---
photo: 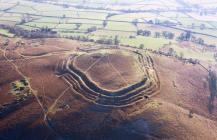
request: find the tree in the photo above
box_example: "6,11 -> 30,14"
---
87,26 -> 97,33
75,23 -> 82,30
137,30 -> 143,35
154,19 -> 160,25
185,31 -> 192,41
168,48 -> 175,56
188,110 -> 194,118
139,44 -> 144,49
162,31 -> 174,39
191,36 -> 197,42
20,17 -> 26,25
103,20 -> 107,28
147,20 -> 153,24
132,19 -> 138,27
196,38 -> 204,45
154,32 -> 161,38
179,52 -> 184,59
142,30 -> 151,37
114,35 -> 119,45
200,24 -> 206,30
3,39 -> 9,46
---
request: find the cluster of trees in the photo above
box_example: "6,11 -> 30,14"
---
178,31 -> 202,45
191,36 -> 204,45
177,31 -> 216,49
177,31 -> 192,41
178,31 -> 200,44
154,31 -> 175,39
162,31 -> 175,39
137,30 -> 151,37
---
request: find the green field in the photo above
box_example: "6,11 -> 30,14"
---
120,36 -> 173,49
170,44 -> 215,62
0,0 -> 216,63
0,29 -> 15,37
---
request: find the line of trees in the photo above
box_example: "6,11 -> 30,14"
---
137,30 -> 175,39
208,70 -> 217,113
67,35 -> 120,45
124,44 -> 200,65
